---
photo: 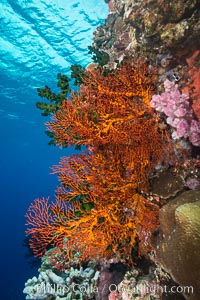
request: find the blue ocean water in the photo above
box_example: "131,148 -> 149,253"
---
0,1 -> 108,299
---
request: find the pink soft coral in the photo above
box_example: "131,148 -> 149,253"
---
150,79 -> 200,146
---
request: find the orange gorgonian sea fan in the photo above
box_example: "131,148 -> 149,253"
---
26,59 -> 171,266
26,153 -> 160,263
47,60 -> 170,191
25,197 -> 79,258
47,60 -> 158,148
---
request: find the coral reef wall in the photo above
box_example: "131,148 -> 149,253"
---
24,1 -> 200,300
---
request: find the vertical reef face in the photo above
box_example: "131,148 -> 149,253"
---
96,0 -> 200,59
92,1 -> 200,300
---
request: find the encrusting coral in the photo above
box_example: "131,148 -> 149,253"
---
26,59 -> 170,268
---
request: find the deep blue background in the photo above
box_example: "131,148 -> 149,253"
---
0,112 -> 65,299
0,1 -> 108,299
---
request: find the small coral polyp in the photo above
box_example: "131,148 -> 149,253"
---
150,79 -> 200,146
26,60 -> 169,267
